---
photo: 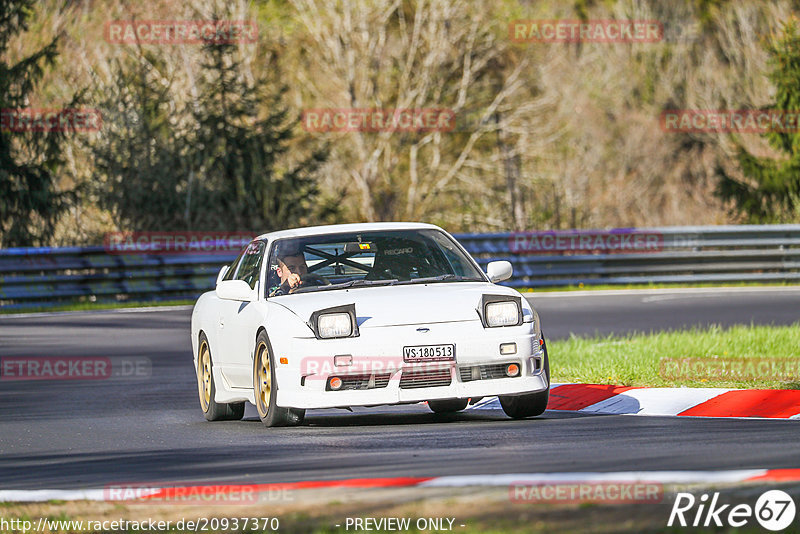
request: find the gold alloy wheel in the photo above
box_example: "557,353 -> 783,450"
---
256,341 -> 271,417
198,340 -> 212,412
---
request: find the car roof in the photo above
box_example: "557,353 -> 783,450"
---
254,222 -> 443,241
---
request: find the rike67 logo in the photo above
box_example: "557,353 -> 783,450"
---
668,490 -> 796,531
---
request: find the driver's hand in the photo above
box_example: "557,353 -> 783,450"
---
287,273 -> 302,288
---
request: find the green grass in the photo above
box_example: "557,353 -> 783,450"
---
0,299 -> 195,314
550,324 -> 800,389
521,281 -> 800,292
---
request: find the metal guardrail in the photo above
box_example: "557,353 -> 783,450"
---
463,225 -> 800,288
1,225 -> 799,309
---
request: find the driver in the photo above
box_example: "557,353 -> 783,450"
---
269,248 -> 308,296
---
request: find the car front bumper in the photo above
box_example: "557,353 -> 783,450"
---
272,320 -> 548,409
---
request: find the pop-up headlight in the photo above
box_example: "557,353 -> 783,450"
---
479,295 -> 523,327
309,304 -> 359,339
318,313 -> 352,338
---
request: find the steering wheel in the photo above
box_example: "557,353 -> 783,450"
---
299,273 -> 330,287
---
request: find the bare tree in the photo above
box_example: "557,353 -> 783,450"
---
290,0 -> 560,228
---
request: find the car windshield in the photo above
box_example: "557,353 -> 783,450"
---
266,229 -> 485,296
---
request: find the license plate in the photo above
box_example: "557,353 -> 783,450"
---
403,344 -> 455,362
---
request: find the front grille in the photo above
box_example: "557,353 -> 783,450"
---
340,375 -> 369,390
480,363 -> 511,380
460,362 -> 519,382
373,373 -> 391,388
330,373 -> 392,391
399,367 -> 452,389
459,367 -> 473,382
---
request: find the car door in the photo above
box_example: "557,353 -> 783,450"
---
215,240 -> 267,389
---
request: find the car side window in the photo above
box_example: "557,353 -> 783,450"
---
234,241 -> 266,290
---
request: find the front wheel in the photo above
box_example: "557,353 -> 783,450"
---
499,334 -> 550,419
253,331 -> 304,427
197,333 -> 245,421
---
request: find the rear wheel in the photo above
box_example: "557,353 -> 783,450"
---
499,335 -> 550,419
428,399 -> 469,413
197,334 -> 245,421
254,331 -> 304,427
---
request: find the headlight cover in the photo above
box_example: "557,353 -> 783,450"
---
318,313 -> 352,338
309,304 -> 359,339
480,294 -> 523,327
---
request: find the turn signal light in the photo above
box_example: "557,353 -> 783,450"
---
329,376 -> 343,390
506,363 -> 520,377
500,342 -> 517,355
334,354 -> 353,367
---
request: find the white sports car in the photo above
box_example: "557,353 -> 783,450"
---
191,222 -> 550,427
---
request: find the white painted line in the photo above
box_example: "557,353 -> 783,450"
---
469,397 -> 500,410
419,469 -> 768,487
0,487 -> 162,502
0,470 -> 776,502
525,286 -> 800,299
0,305 -> 193,319
0,489 -> 107,502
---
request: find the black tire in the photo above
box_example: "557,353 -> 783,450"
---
196,333 -> 245,421
428,399 -> 469,413
499,334 -> 550,419
253,330 -> 305,427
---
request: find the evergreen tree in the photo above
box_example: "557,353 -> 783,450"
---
189,40 -> 327,231
93,40 -> 328,233
0,0 -> 72,246
92,56 -> 189,231
718,19 -> 800,222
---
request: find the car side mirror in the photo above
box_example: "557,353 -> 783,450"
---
486,260 -> 513,283
216,279 -> 255,302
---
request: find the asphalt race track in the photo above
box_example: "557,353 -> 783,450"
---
1,287 -> 799,490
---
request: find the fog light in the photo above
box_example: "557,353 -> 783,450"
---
500,342 -> 517,355
329,376 -> 343,390
506,363 -> 520,377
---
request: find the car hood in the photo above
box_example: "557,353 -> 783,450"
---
270,282 -> 521,327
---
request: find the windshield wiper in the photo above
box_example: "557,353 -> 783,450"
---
343,279 -> 399,288
395,274 -> 479,285
290,278 -> 398,294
